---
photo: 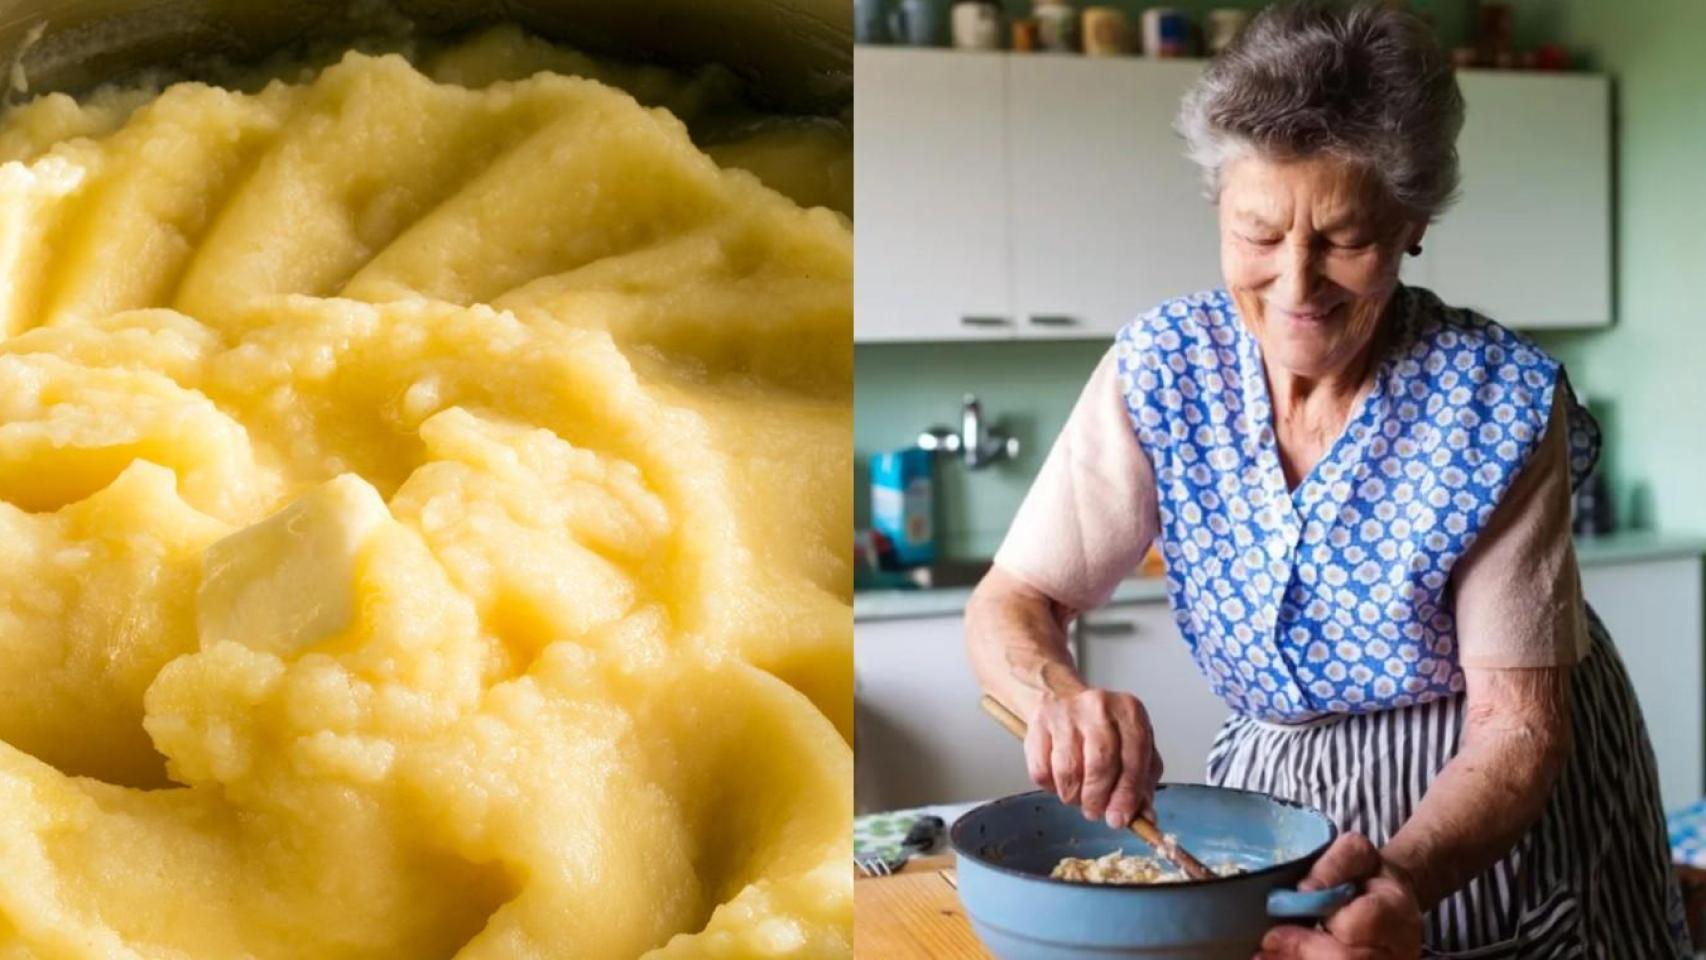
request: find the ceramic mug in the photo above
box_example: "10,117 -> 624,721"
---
951,0 -> 1004,50
1141,6 -> 1192,57
1081,6 -> 1130,56
888,0 -> 953,46
1035,0 -> 1079,52
856,0 -> 889,43
1206,8 -> 1250,54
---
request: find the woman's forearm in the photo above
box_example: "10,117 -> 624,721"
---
965,567 -> 1086,719
1381,666 -> 1572,910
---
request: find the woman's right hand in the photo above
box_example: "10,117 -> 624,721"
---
1025,683 -> 1162,829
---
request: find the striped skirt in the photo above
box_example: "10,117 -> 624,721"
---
1206,611 -> 1690,957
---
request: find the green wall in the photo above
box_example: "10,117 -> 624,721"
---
1525,0 -> 1706,534
855,340 -> 1105,557
855,0 -> 1706,560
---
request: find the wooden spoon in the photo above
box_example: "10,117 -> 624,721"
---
979,694 -> 1217,882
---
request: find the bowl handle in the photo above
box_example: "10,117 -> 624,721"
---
1266,882 -> 1358,920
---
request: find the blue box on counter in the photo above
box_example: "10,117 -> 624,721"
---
869,448 -> 935,568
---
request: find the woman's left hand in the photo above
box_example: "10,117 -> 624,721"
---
1255,832 -> 1423,960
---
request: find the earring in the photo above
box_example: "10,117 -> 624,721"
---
1408,244 -> 1423,256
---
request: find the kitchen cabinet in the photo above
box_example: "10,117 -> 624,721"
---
853,48 -> 1013,342
1412,71 -> 1612,330
1581,553 -> 1705,812
1006,57 -> 1221,338
1075,601 -> 1230,785
854,49 -> 1612,343
854,613 -> 1051,810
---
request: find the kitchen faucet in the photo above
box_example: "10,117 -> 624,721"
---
917,394 -> 1019,470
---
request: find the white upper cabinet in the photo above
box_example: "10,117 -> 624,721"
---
1414,71 -> 1612,329
854,47 -> 1015,341
854,49 -> 1613,342
1006,57 -> 1220,337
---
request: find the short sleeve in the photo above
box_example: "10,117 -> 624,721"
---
992,347 -> 1161,613
1451,384 -> 1589,668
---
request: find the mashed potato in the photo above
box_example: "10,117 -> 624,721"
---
0,25 -> 850,959
1050,851 -> 1245,885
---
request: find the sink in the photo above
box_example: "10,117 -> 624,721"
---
900,558 -> 994,590
854,556 -> 994,593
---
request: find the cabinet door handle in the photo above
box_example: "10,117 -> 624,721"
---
1027,314 -> 1079,327
960,315 -> 1011,327
1080,619 -> 1139,637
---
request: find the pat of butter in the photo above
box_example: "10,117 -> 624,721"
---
197,475 -> 389,656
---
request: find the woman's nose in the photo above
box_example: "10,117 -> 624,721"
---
1275,240 -> 1323,306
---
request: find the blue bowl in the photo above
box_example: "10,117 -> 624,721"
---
949,784 -> 1355,959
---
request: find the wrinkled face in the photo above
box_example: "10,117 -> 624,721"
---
1219,152 -> 1424,382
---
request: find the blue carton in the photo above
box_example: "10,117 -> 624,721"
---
869,448 -> 935,568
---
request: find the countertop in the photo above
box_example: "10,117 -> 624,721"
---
854,530 -> 1706,623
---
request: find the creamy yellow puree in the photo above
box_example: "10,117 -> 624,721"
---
1049,851 -> 1244,885
0,25 -> 850,959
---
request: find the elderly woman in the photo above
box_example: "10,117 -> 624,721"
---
966,3 -> 1686,956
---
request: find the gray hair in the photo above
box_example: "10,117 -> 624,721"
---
1177,1 -> 1465,221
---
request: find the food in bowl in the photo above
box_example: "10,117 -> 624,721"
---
0,22 -> 850,959
1050,850 -> 1246,884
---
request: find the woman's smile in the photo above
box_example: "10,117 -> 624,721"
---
1269,302 -> 1345,327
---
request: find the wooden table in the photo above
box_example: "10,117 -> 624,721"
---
853,856 -> 993,959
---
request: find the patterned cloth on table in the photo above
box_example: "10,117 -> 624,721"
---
1670,799 -> 1706,869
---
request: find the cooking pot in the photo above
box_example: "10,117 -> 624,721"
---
951,785 -> 1358,959
0,0 -> 848,115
